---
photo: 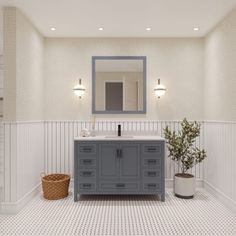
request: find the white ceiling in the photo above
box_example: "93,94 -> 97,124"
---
1,0 -> 236,38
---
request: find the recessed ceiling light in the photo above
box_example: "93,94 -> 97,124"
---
98,27 -> 104,31
146,27 -> 151,31
50,27 -> 56,31
193,27 -> 199,31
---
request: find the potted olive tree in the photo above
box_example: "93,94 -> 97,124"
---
164,118 -> 206,198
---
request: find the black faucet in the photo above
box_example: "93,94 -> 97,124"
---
118,124 -> 121,136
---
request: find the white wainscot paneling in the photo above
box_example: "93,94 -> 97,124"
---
0,122 -> 4,202
16,122 -> 44,200
204,121 -> 236,211
44,120 -> 204,182
1,121 -> 44,213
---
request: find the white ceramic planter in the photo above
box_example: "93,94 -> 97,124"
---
174,174 -> 195,198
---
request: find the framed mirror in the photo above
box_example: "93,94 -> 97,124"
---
92,56 -> 146,114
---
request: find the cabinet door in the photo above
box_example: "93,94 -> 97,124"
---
119,143 -> 140,178
99,144 -> 119,178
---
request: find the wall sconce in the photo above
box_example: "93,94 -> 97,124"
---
73,79 -> 85,98
154,78 -> 166,98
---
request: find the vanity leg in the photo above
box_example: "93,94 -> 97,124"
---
74,144 -> 78,202
161,193 -> 165,202
74,192 -> 78,202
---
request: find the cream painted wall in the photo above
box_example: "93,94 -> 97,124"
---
3,7 -> 16,120
0,8 -> 3,54
0,9 -> 3,117
45,38 -> 204,121
204,8 -> 236,121
15,9 -> 44,120
3,7 -> 44,121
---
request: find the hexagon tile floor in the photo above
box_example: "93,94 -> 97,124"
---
0,189 -> 235,235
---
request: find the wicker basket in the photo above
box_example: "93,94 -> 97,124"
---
41,173 -> 70,200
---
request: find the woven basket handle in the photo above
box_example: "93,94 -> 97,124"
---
40,172 -> 46,178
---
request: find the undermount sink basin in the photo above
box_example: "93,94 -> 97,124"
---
105,135 -> 134,139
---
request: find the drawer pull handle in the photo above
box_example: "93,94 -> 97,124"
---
82,148 -> 92,153
147,183 -> 157,188
83,160 -> 92,164
82,184 -> 92,188
147,159 -> 157,164
147,147 -> 157,152
116,149 -> 122,158
116,149 -> 119,158
82,171 -> 92,176
147,171 -> 157,177
116,183 -> 125,188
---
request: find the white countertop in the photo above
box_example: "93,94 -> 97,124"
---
74,135 -> 165,141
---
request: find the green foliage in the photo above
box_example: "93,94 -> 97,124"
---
164,118 -> 206,174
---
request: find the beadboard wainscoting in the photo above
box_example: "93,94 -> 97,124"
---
1,121 -> 44,213
204,121 -> 236,212
0,121 -> 3,202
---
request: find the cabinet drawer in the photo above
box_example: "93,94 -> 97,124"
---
79,183 -> 96,191
99,182 -> 139,192
142,144 -> 161,155
143,158 -> 161,167
143,182 -> 161,191
78,144 -> 96,155
79,158 -> 96,168
143,169 -> 161,178
79,170 -> 96,178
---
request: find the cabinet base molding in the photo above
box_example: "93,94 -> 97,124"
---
0,183 -> 41,214
204,181 -> 236,213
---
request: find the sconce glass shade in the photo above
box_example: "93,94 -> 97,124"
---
154,79 -> 166,98
73,79 -> 85,98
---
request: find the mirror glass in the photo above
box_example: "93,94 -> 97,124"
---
92,56 -> 146,114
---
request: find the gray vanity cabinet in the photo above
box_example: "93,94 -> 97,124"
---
74,139 -> 165,202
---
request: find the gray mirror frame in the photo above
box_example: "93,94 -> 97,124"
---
92,56 -> 147,114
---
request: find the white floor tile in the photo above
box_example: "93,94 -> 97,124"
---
0,189 -> 235,235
